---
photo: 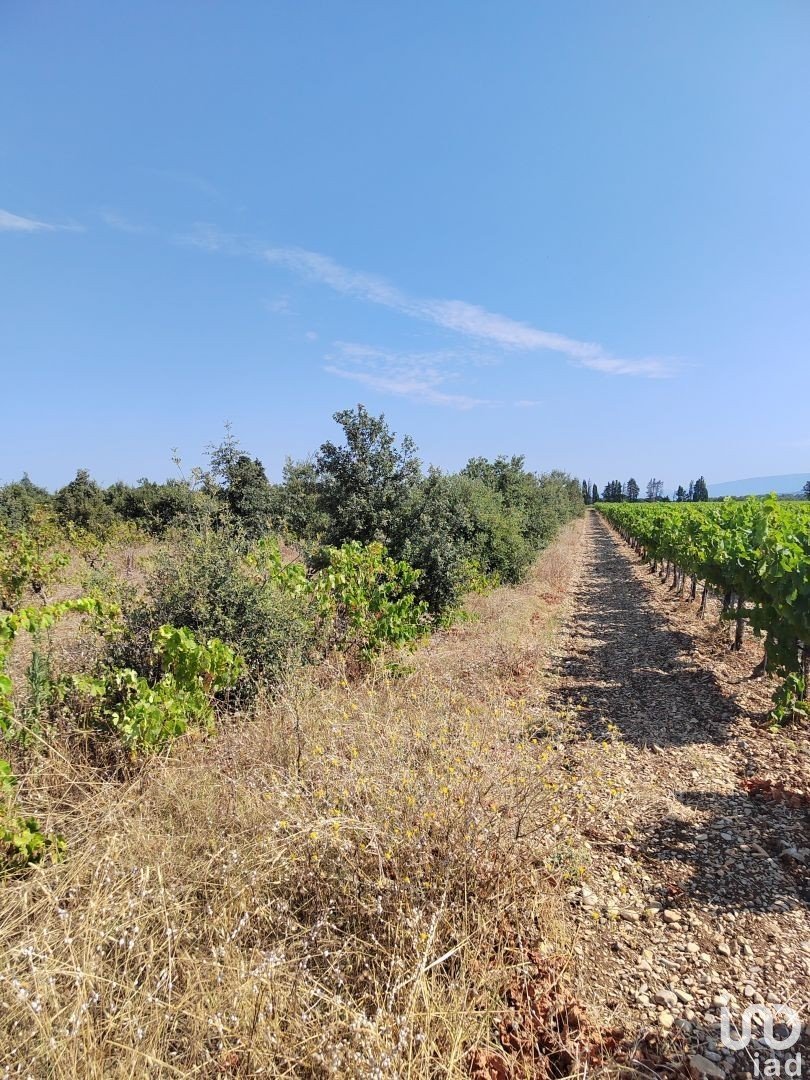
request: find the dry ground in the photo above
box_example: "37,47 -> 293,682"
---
2,513 -> 807,1078
546,511 -> 810,1078
1,518 -> 614,1079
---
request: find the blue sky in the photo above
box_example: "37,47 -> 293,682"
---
2,1 -> 809,494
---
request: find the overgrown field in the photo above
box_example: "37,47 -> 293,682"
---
0,408 -> 597,1076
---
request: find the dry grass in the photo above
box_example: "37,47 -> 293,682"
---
0,519 -> 613,1078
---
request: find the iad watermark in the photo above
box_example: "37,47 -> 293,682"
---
720,1004 -> 803,1077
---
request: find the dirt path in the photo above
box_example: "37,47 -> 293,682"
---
549,512 -> 810,1076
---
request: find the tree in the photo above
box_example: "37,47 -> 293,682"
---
0,475 -> 52,528
693,476 -> 709,502
582,480 -> 590,505
626,478 -> 640,502
802,480 -> 810,500
646,478 -> 664,502
207,428 -> 274,538
675,485 -> 687,502
55,469 -> 115,533
314,404 -> 422,546
601,480 -> 623,503
688,481 -> 694,501
591,483 -> 599,504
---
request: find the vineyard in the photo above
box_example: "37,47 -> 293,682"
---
599,498 -> 810,718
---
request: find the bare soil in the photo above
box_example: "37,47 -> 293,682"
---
549,511 -> 810,1077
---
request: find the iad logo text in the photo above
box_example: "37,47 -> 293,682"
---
720,1005 -> 803,1078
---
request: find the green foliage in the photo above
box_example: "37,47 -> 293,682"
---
207,429 -> 274,538
105,477 -> 199,534
314,541 -> 427,658
55,469 -> 117,535
391,462 -> 583,615
0,521 -> 68,610
118,528 -> 318,694
600,498 -> 810,712
0,759 -> 64,873
314,404 -> 422,546
0,476 -> 53,530
0,597 -> 114,735
770,671 -> 809,726
268,458 -> 329,543
253,536 -> 427,659
69,625 -> 242,752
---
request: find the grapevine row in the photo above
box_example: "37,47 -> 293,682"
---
598,498 -> 810,709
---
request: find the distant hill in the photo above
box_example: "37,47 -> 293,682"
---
709,473 -> 810,498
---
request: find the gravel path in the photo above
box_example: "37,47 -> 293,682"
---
549,512 -> 810,1077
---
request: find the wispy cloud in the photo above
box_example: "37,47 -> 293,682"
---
325,342 -> 498,410
263,244 -> 676,378
0,208 -> 83,233
100,209 -> 150,234
179,226 -> 678,381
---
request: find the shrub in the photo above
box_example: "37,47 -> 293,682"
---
0,758 -> 64,873
105,478 -> 200,535
0,475 -> 52,530
55,469 -> 117,535
0,521 -> 68,611
314,541 -> 427,658
207,429 -> 275,538
68,625 -> 243,752
118,528 -> 318,695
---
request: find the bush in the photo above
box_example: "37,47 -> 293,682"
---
67,625 -> 243,752
314,541 -> 427,658
117,528 -> 319,696
393,471 -> 536,613
105,478 -> 200,535
0,476 -> 52,530
55,469 -> 117,535
0,759 -> 63,873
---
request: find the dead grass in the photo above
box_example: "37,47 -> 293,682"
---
0,518 -> 612,1079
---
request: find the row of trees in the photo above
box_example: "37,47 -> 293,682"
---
675,477 -> 709,502
581,476 -> 710,504
0,406 -> 585,618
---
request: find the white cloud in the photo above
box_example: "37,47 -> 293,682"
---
263,295 -> 292,314
100,209 -> 150,234
0,208 -> 82,233
325,342 -> 497,409
263,244 -> 676,379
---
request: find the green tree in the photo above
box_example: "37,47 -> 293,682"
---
207,430 -> 274,537
582,479 -> 590,505
55,470 -> 115,533
314,405 -> 421,546
675,485 -> 687,502
626,478 -> 640,502
802,480 -> 810,500
0,476 -> 52,529
693,476 -> 709,502
591,483 -> 599,504
269,458 -> 329,541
